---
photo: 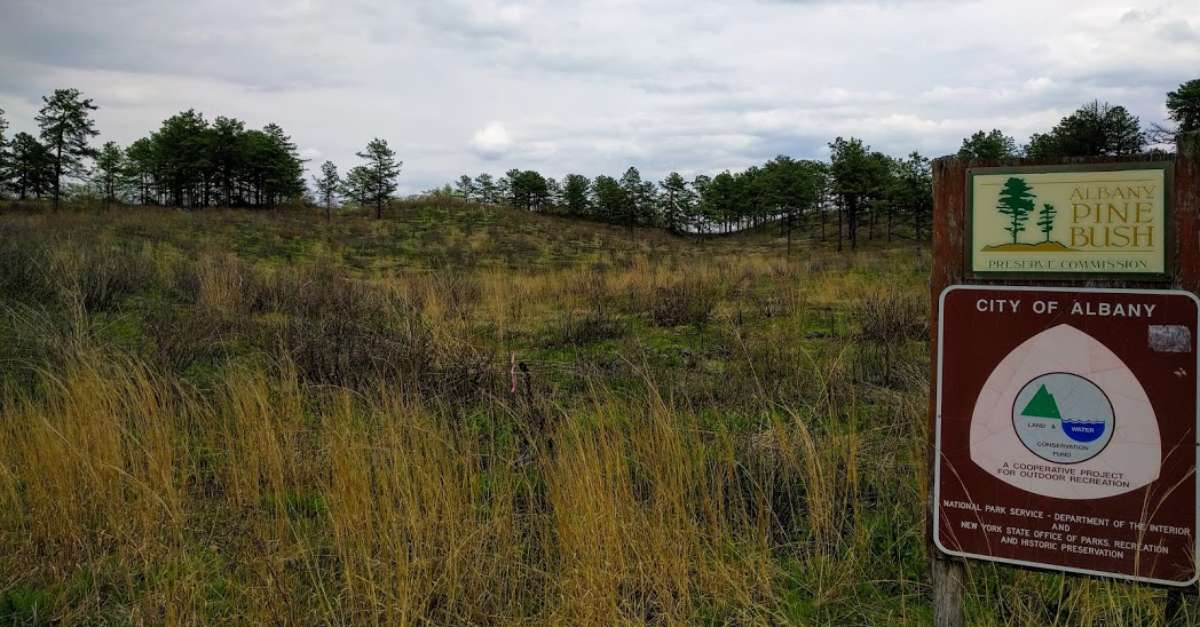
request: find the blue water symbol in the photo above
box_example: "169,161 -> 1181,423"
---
1062,420 -> 1106,443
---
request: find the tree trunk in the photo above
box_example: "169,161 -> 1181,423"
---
786,212 -> 793,256
837,202 -> 844,253
849,197 -> 859,250
53,140 -> 63,210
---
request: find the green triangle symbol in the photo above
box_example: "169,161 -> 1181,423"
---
1021,384 -> 1061,419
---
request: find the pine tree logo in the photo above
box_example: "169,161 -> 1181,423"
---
982,176 -> 1073,252
998,177 -> 1035,244
1036,202 -> 1057,243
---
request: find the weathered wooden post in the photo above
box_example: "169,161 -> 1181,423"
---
930,156 -> 970,627
929,141 -> 1199,625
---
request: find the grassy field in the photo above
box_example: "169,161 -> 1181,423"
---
0,201 -> 1183,625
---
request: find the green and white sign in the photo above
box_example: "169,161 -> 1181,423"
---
968,164 -> 1171,276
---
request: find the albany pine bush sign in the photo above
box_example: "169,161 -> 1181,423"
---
968,164 -> 1170,276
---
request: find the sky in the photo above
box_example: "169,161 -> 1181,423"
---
0,0 -> 1197,194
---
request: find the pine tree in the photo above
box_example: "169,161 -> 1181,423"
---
1036,202 -> 1057,243
890,153 -> 931,244
706,171 -> 738,234
36,88 -> 100,209
454,174 -> 478,201
355,138 -> 401,219
515,170 -> 549,211
658,172 -> 693,234
591,175 -> 624,223
1025,100 -> 1144,159
154,110 -> 209,207
473,173 -> 497,204
341,166 -> 372,207
8,132 -> 54,200
313,160 -> 341,221
957,129 -> 1018,161
93,141 -> 125,208
124,138 -> 158,205
502,169 -> 521,208
545,176 -> 562,211
1167,78 -> 1200,138
690,175 -> 712,235
996,177 -> 1036,244
563,174 -> 590,216
260,123 -> 306,208
209,116 -> 246,206
828,137 -> 892,250
619,167 -> 654,228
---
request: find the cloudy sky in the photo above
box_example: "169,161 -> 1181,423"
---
1,0 -> 1196,193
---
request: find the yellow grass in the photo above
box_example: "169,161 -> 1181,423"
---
0,206 -> 1184,624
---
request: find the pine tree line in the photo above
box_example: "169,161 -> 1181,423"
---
444,146 -> 933,250
0,79 -> 1196,247
0,93 -> 408,213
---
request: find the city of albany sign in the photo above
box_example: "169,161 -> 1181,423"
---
968,163 -> 1171,277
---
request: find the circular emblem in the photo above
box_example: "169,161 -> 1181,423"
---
1011,372 -> 1114,464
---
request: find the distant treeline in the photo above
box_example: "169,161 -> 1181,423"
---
441,144 -> 929,251
432,84 -> 1196,248
0,93 -> 308,210
0,79 -> 1196,249
0,91 -> 400,215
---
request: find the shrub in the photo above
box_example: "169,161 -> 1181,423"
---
192,253 -> 265,314
142,303 -> 233,374
543,310 -> 627,347
648,278 -> 719,329
51,243 -> 156,313
265,268 -> 496,401
853,288 -> 927,344
851,288 -> 927,388
0,228 -> 56,304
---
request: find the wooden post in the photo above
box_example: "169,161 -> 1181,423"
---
930,156 -> 968,627
928,144 -> 1198,625
1174,135 -> 1200,295
932,557 -> 965,627
1167,134 -> 1200,625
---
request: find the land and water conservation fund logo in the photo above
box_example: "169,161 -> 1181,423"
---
1012,372 -> 1115,464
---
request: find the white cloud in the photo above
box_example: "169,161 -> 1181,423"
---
471,122 -> 514,159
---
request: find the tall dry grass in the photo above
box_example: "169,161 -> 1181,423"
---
0,349 -> 797,624
0,207 -> 1184,624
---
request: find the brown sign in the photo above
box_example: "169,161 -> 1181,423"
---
934,285 -> 1199,585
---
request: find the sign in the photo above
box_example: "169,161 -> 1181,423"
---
934,285 -> 1198,585
968,164 -> 1171,277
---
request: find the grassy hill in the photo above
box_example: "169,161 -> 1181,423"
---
6,200 -> 782,272
0,203 -> 1175,624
